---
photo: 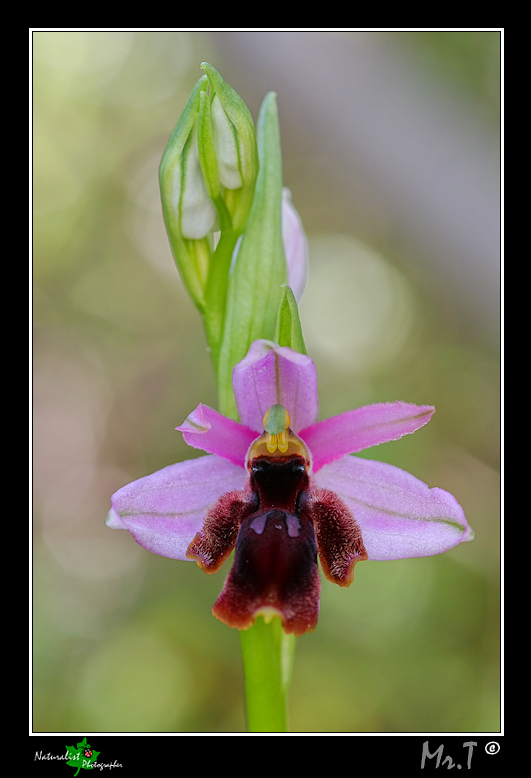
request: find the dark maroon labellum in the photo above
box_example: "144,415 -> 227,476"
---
212,455 -> 320,636
188,453 -> 367,636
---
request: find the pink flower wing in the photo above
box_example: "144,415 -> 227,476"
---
313,455 -> 472,561
300,402 -> 435,472
106,455 -> 247,560
176,403 -> 256,465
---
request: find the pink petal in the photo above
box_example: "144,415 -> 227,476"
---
313,455 -> 472,561
232,340 -> 319,433
106,455 -> 247,560
282,189 -> 308,302
176,403 -> 256,465
300,402 -> 435,472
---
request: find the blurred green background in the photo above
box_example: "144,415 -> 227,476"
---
32,30 -> 501,734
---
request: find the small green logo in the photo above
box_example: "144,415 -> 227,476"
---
65,737 -> 100,776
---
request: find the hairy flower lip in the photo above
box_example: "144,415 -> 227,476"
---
107,340 -> 472,633
211,505 -> 321,637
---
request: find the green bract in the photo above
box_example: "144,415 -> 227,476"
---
159,77 -> 211,311
275,284 -> 307,355
217,92 -> 288,419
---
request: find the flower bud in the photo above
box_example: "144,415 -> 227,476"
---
281,189 -> 308,302
200,63 -> 258,231
211,94 -> 243,190
179,122 -> 217,240
159,76 -> 212,310
160,76 -> 210,239
159,66 -> 260,315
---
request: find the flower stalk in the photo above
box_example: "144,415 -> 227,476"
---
240,616 -> 296,732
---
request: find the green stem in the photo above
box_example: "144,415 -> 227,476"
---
239,616 -> 296,732
204,228 -> 240,382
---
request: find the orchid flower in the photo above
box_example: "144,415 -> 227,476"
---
107,340 -> 472,637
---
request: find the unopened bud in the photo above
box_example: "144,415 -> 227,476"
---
179,123 -> 217,240
211,94 -> 243,190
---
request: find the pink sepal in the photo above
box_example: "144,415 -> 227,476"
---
300,402 -> 435,472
